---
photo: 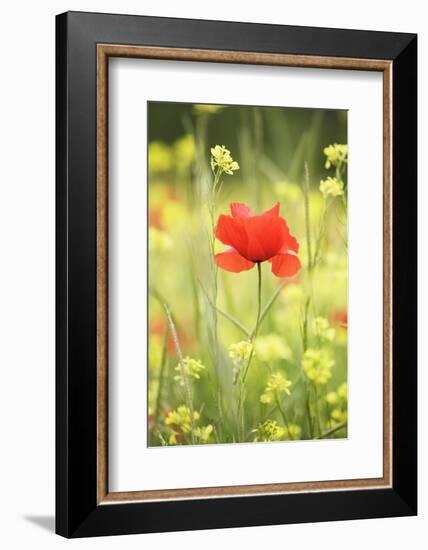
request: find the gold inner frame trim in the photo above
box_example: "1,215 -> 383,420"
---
96,44 -> 393,504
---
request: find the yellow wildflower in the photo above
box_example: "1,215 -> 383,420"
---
174,134 -> 195,172
229,341 -> 253,383
252,420 -> 285,442
210,145 -> 240,175
302,348 -> 335,385
325,391 -> 339,405
255,334 -> 292,363
319,176 -> 344,198
194,424 -> 213,443
260,372 -> 292,404
229,341 -> 253,365
286,423 -> 302,440
174,357 -> 206,386
314,317 -> 336,342
338,382 -> 348,400
323,143 -> 348,169
148,141 -> 173,173
331,408 -> 348,423
164,405 -> 200,434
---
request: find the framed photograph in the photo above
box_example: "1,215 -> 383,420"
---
56,11 -> 417,538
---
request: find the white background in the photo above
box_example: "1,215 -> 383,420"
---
0,1 -> 425,548
109,59 -> 383,492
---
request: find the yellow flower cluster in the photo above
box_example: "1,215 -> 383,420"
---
331,408 -> 347,423
314,317 -> 336,342
286,423 -> 302,440
319,176 -> 344,198
148,135 -> 196,174
252,420 -> 302,442
255,334 -> 292,363
174,135 -> 195,172
210,145 -> 240,175
228,340 -> 253,383
194,424 -> 213,443
165,405 -> 200,434
252,420 -> 285,442
260,372 -> 292,404
302,348 -> 335,385
323,143 -> 348,169
174,357 -> 206,386
165,405 -> 213,445
325,382 -> 348,425
148,141 -> 174,173
228,340 -> 253,365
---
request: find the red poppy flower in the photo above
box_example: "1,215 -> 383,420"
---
331,309 -> 348,329
214,202 -> 301,277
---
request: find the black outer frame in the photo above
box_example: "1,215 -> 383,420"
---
56,11 -> 417,538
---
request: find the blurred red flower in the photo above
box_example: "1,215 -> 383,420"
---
331,309 -> 348,328
150,318 -> 194,354
214,202 -> 301,278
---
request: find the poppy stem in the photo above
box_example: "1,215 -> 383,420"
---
249,278 -> 287,339
237,263 -> 263,440
242,263 -> 262,385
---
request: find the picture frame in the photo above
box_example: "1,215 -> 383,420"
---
56,10 -> 417,538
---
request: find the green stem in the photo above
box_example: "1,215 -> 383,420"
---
303,162 -> 313,271
153,325 -> 169,428
242,263 -> 262,384
313,384 -> 322,438
275,394 -> 292,439
199,281 -> 251,338
163,303 -> 195,444
206,166 -> 225,438
319,421 -> 347,439
237,263 -> 263,441
250,278 -> 287,339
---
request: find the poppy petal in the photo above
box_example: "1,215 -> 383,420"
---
215,214 -> 248,255
230,203 -> 252,218
244,214 -> 286,262
270,250 -> 301,278
263,202 -> 280,217
215,248 -> 255,273
279,222 -> 299,253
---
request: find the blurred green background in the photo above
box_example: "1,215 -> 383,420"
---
148,101 -> 347,184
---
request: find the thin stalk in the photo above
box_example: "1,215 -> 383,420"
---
163,303 -> 195,444
275,394 -> 292,439
237,263 -> 263,441
319,421 -> 347,439
250,279 -> 287,339
313,384 -> 323,437
303,161 -> 313,271
199,281 -> 251,338
204,164 -> 225,436
242,263 -> 262,384
153,325 -> 169,427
